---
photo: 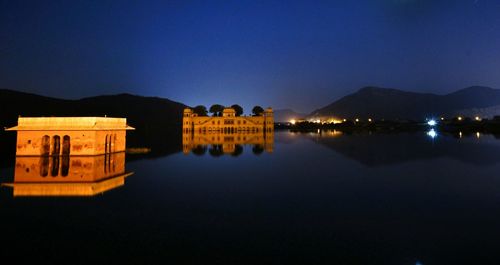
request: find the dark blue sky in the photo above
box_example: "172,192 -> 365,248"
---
1,0 -> 500,113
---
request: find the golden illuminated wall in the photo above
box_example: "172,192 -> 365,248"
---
183,131 -> 274,155
6,117 -> 132,156
3,152 -> 132,196
183,107 -> 274,134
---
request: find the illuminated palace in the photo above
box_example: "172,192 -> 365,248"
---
183,107 -> 274,134
6,117 -> 135,156
182,107 -> 274,155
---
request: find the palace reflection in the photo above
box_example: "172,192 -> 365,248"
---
183,131 -> 274,156
2,152 -> 133,197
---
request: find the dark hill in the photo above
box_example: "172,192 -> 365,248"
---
0,89 -> 187,156
311,86 -> 500,120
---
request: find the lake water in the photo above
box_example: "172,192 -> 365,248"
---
1,130 -> 500,264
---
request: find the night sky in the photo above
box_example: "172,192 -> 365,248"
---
1,0 -> 500,113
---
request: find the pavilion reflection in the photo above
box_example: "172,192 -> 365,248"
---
2,152 -> 133,197
183,131 -> 274,156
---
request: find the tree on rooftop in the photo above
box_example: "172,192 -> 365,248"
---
193,105 -> 208,116
252,106 -> 264,116
231,104 -> 243,116
209,104 -> 224,117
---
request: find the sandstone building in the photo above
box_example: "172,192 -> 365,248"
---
6,117 -> 135,156
182,107 -> 274,134
182,107 -> 274,155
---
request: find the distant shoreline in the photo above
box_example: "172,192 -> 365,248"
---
275,119 -> 500,135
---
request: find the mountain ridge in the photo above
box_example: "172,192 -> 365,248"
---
311,86 -> 500,119
0,88 -> 187,152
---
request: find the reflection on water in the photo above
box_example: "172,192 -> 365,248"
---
291,129 -> 500,167
3,131 -> 500,264
427,128 -> 437,138
182,131 -> 274,156
2,152 -> 132,196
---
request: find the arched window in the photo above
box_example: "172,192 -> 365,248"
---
41,135 -> 50,156
113,134 -> 117,152
51,156 -> 60,177
62,135 -> 70,155
105,134 -> 111,154
52,136 -> 61,155
61,155 -> 70,177
39,156 -> 49,177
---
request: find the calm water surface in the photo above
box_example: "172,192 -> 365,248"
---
1,131 -> 500,264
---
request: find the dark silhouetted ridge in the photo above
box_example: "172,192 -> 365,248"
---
311,86 -> 500,120
0,89 -> 187,156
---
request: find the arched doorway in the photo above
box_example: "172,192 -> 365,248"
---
62,135 -> 70,155
105,134 -> 110,154
51,156 -> 60,177
39,156 -> 49,177
113,134 -> 117,153
41,135 -> 50,156
52,136 -> 60,155
61,155 -> 70,177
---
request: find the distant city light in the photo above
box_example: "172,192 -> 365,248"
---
343,119 -> 347,122
476,132 -> 480,138
427,119 -> 437,126
355,118 -> 359,122
475,116 -> 481,121
368,118 -> 372,122
459,131 -> 463,138
328,119 -> 343,124
290,119 -> 296,125
427,129 -> 437,138
440,117 -> 444,121
457,116 -> 463,121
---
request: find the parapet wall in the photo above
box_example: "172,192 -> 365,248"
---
13,117 -> 129,130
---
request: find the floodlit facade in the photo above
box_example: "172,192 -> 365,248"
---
182,107 -> 274,134
2,153 -> 133,197
183,131 -> 274,155
6,117 -> 135,156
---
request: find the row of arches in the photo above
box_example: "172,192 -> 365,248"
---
36,154 -> 119,178
41,135 -> 70,156
104,153 -> 116,174
39,156 -> 70,177
105,134 -> 117,154
184,127 -> 273,134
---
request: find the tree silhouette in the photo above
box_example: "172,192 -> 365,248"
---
209,104 -> 224,117
209,144 -> 224,157
252,144 -> 264,155
231,104 -> 243,116
193,105 -> 208,116
192,145 -> 207,156
252,106 -> 264,116
231,144 -> 243,157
